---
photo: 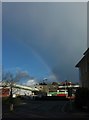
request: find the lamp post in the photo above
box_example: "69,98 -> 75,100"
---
65,80 -> 68,93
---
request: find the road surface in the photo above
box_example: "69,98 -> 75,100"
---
2,99 -> 89,119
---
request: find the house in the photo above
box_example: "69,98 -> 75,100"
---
75,48 -> 89,89
33,83 -> 58,96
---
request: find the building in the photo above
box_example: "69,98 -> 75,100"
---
0,83 -> 39,97
34,82 -> 79,97
75,48 -> 89,89
0,87 -> 10,97
34,83 -> 59,96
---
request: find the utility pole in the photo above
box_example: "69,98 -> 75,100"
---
68,87 -> 73,112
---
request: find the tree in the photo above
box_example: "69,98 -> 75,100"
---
2,70 -> 30,111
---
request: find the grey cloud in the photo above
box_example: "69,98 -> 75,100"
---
3,2 -> 87,82
87,2 -> 89,47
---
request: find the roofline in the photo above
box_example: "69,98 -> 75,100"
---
75,48 -> 89,67
83,48 -> 89,55
75,57 -> 84,67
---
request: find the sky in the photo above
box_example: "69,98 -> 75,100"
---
0,2 -> 2,82
2,2 -> 87,85
88,2 -> 89,47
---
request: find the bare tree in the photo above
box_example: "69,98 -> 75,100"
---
2,70 -> 30,111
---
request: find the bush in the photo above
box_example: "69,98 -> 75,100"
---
2,97 -> 11,105
74,87 -> 89,110
2,96 -> 22,106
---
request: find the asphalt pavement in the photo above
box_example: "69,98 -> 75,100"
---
2,99 -> 89,119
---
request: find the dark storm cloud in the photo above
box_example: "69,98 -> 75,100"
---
3,2 -> 87,82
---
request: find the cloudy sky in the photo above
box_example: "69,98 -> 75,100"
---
2,2 -> 87,85
0,2 -> 1,59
